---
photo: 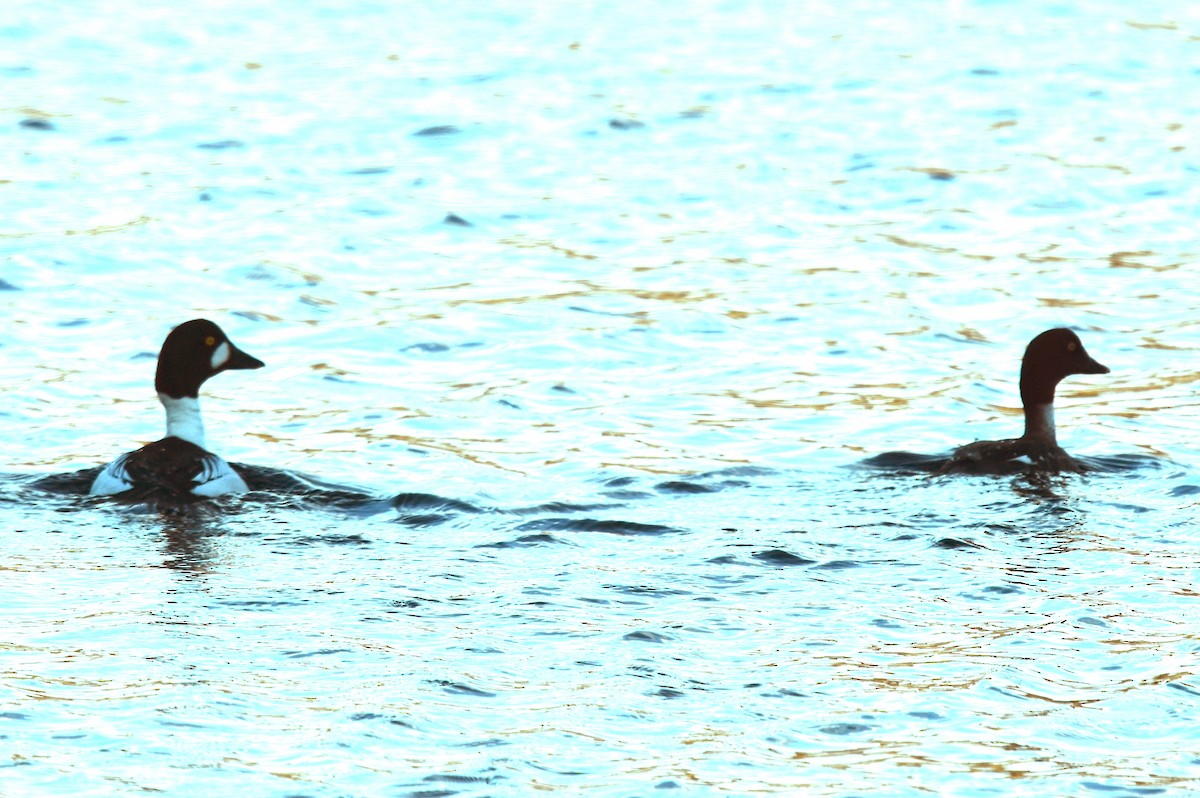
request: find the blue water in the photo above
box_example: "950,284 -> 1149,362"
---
3,1 -> 1200,795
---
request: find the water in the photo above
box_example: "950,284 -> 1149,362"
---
3,0 -> 1200,795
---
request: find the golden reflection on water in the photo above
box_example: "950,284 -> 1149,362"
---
63,216 -> 152,237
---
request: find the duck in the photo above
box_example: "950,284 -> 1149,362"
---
90,319 -> 264,501
943,328 -> 1109,474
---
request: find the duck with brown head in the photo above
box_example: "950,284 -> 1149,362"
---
943,328 -> 1109,474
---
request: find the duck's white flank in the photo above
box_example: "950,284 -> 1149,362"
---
189,458 -> 250,496
90,455 -> 133,495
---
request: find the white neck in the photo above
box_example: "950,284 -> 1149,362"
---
161,394 -> 205,448
1023,402 -> 1056,443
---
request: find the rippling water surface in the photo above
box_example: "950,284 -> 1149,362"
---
3,1 -> 1200,795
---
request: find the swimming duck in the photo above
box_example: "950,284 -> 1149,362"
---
90,319 -> 264,501
943,328 -> 1109,473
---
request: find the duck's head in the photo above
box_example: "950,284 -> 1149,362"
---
154,318 -> 264,399
1019,327 -> 1108,406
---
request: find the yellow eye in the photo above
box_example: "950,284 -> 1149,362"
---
205,336 -> 216,346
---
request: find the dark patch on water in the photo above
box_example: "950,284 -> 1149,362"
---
219,600 -> 302,609
394,513 -> 455,528
391,493 -> 482,514
655,480 -> 719,494
609,118 -> 645,130
752,549 -> 816,566
716,466 -> 775,478
476,533 -> 568,549
423,773 -> 496,784
414,125 -> 460,136
607,584 -> 691,597
1167,682 -> 1200,697
355,710 -> 417,729
933,537 -> 985,550
405,342 -> 451,353
196,139 -> 244,150
443,212 -> 471,226
0,279 -> 19,290
819,722 -> 873,735
348,166 -> 391,174
514,518 -> 679,536
291,533 -> 370,546
1171,484 -> 1200,496
19,118 -> 54,130
453,738 -> 508,749
510,500 -> 622,515
645,467 -> 773,495
569,304 -> 643,318
1081,783 -> 1166,795
624,630 -> 670,643
283,648 -> 351,659
816,559 -> 860,570
430,680 -> 494,697
602,489 -> 655,500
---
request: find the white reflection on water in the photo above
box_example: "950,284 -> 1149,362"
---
3,0 -> 1200,795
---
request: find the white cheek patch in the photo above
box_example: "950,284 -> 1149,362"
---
210,341 -> 231,370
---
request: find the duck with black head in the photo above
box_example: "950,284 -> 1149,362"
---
90,319 -> 264,502
942,327 -> 1109,474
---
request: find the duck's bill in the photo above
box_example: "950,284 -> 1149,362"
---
224,344 -> 265,371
